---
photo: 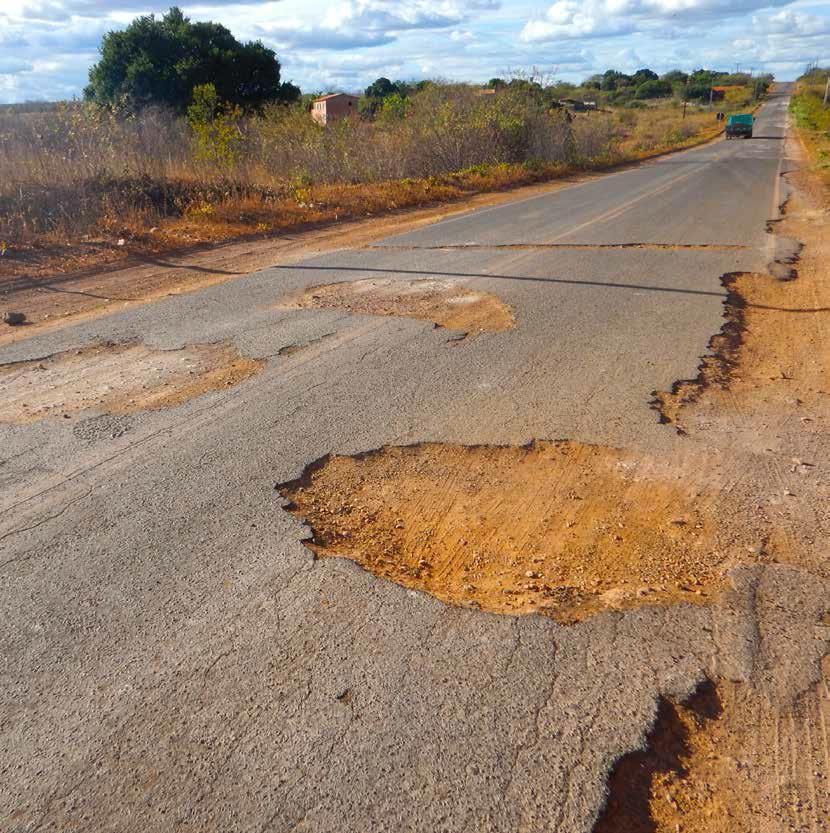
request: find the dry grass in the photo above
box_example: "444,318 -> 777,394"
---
790,75 -> 830,191
0,84 -> 758,275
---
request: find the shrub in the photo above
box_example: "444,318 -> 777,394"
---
2,79 -> 727,248
187,83 -> 244,171
635,79 -> 673,100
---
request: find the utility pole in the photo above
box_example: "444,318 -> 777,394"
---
825,77 -> 830,107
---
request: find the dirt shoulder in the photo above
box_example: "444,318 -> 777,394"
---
607,131 -> 830,833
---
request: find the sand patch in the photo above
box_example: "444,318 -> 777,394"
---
0,341 -> 262,423
279,278 -> 515,335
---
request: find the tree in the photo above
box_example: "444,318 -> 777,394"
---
364,77 -> 398,100
634,79 -> 673,99
661,70 -> 689,85
85,7 -> 299,111
362,77 -> 411,117
601,70 -> 632,91
631,68 -> 658,87
688,68 -> 721,87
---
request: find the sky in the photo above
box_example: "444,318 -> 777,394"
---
1,0 -> 829,103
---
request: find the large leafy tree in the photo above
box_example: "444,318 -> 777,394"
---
85,7 -> 299,110
364,77 -> 399,100
634,78 -> 673,99
631,68 -> 658,87
362,77 -> 411,117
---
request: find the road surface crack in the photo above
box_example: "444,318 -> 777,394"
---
0,486 -> 94,557
370,242 -> 749,252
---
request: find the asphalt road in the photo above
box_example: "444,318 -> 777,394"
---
3,87 -> 822,832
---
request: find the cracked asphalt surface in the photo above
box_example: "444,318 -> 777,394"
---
2,88 -> 825,832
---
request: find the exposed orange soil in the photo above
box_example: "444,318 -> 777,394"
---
280,278 -> 515,335
595,681 -> 731,833
650,179 -> 830,580
651,270 -> 747,433
0,341 -> 261,423
596,666 -> 830,833
278,441 -> 743,623
655,165 -> 830,441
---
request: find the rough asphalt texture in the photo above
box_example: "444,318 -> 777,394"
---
2,88 -> 824,832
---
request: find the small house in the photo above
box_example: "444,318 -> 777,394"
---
311,93 -> 359,125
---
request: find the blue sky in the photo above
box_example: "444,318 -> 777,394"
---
1,0 -> 829,103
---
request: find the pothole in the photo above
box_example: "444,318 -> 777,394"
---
0,341 -> 263,423
277,441 -> 728,622
651,271 -> 747,433
594,680 -> 731,833
278,278 -> 515,335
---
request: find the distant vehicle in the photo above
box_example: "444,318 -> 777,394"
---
725,113 -> 754,139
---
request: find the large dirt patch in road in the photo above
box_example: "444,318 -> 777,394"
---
0,341 -> 262,423
278,441 -> 734,623
279,278 -> 515,335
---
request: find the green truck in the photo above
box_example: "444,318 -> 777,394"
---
725,113 -> 754,139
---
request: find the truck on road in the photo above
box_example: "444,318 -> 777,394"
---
725,113 -> 754,139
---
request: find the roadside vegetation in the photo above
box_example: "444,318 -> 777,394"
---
0,6 -> 768,275
790,67 -> 830,189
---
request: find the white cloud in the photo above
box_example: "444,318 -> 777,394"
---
0,57 -> 34,74
257,22 -> 396,50
19,0 -> 257,18
521,0 -> 797,42
753,9 -> 830,37
256,1 -> 500,53
0,0 -> 828,102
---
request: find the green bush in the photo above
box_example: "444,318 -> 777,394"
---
187,83 -> 244,171
790,82 -> 830,134
635,79 -> 673,99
